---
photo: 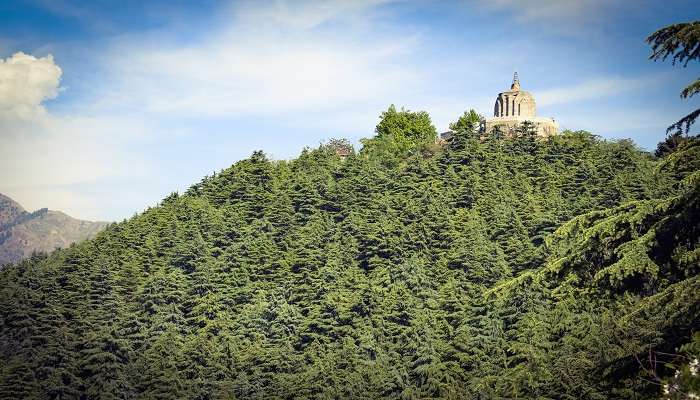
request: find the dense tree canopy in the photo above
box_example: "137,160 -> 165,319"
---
361,105 -> 439,161
448,109 -> 481,134
1,110 -> 698,398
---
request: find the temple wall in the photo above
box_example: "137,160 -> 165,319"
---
483,116 -> 558,138
494,92 -> 537,118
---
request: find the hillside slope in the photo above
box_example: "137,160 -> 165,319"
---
0,131 -> 697,399
0,194 -> 108,266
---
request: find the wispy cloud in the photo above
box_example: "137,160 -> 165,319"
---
474,0 -> 630,35
482,0 -> 619,21
232,0 -> 394,30
96,1 -> 417,118
537,75 -> 659,107
0,112 -> 151,220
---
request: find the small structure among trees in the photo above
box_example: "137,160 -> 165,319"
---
325,138 -> 353,160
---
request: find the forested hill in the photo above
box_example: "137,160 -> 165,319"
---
1,117 -> 698,398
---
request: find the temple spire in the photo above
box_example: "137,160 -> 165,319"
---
511,72 -> 520,91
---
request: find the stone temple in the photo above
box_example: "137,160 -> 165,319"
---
483,73 -> 558,137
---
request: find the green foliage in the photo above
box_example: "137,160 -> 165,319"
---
655,131 -> 698,157
448,109 -> 481,134
663,332 -> 700,399
361,104 -> 438,161
647,21 -> 700,67
447,109 -> 482,151
0,117 -> 698,398
647,20 -> 700,134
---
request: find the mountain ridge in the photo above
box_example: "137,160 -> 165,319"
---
0,193 -> 26,226
0,193 -> 108,267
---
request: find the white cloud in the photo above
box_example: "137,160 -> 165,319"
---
0,52 -> 62,119
537,76 -> 658,107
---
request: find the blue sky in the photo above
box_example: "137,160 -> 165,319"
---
0,0 -> 698,221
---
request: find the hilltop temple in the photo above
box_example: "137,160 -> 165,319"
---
483,73 -> 558,137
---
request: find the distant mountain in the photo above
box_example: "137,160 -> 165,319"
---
0,193 -> 108,267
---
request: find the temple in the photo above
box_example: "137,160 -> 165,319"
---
483,73 -> 558,137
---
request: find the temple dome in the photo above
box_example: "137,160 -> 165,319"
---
493,72 -> 536,118
483,72 -> 559,138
